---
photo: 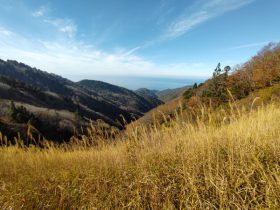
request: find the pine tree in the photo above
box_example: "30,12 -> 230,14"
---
213,63 -> 222,78
8,100 -> 17,120
193,83 -> 198,89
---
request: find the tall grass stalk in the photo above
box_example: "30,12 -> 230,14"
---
0,104 -> 280,209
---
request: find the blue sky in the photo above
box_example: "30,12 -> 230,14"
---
0,0 -> 279,89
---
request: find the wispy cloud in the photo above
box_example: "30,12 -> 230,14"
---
33,5 -> 77,38
44,18 -> 77,38
32,5 -> 48,17
166,11 -> 210,38
129,0 -> 256,54
229,41 -> 270,50
0,27 -> 13,36
1,3 -> 218,80
165,0 -> 255,39
0,27 -> 210,79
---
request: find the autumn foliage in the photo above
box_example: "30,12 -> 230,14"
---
184,42 -> 280,107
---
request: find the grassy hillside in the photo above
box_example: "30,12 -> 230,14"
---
135,43 -> 280,127
183,43 -> 280,108
1,103 -> 280,209
0,43 -> 280,209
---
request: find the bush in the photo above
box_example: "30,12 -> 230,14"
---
8,101 -> 40,126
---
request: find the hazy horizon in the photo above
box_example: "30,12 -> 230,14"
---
67,74 -> 207,90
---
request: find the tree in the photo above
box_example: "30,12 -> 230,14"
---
203,63 -> 231,102
213,63 -> 222,78
8,100 -> 17,120
224,66 -> 231,76
8,101 -> 40,126
74,109 -> 82,126
183,89 -> 194,100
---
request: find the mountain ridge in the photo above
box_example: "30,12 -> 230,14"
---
0,59 -> 162,142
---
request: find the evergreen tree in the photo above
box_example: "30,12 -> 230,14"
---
203,63 -> 231,102
224,66 -> 231,76
8,100 -> 17,120
193,83 -> 198,89
213,63 -> 222,78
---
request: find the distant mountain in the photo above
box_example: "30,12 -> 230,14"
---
134,88 -> 163,107
135,86 -> 191,103
78,80 -> 162,115
156,86 -> 191,102
0,59 -> 161,142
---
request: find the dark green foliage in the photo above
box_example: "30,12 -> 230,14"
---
8,101 -> 40,126
193,83 -> 198,89
198,83 -> 204,88
8,100 -> 17,120
230,81 -> 251,99
74,109 -> 83,126
183,89 -> 195,100
213,63 -> 222,78
183,83 -> 201,100
202,63 -> 231,102
224,66 -> 231,75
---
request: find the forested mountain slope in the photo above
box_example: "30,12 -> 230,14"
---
0,59 -> 161,142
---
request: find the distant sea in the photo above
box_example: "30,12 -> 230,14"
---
67,75 -> 208,91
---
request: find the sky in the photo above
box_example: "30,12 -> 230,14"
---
0,0 -> 279,89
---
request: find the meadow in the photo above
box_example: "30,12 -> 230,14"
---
0,102 -> 280,209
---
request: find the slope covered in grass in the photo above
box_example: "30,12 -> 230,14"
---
1,103 -> 280,209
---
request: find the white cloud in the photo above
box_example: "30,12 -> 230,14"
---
165,0 -> 255,39
0,28 -> 211,79
45,18 -> 77,38
167,11 -> 210,38
229,41 -> 270,50
0,27 -> 13,36
129,0 -> 256,54
32,6 -> 48,17
32,5 -> 77,38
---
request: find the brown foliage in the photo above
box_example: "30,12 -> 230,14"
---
187,95 -> 202,107
186,42 -> 280,107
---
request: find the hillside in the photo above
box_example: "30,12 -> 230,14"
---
1,101 -> 280,209
135,86 -> 191,103
182,43 -> 280,108
0,59 -> 160,142
78,80 -> 161,115
155,85 -> 191,102
1,42 -> 280,210
135,42 -> 280,126
134,88 -> 163,107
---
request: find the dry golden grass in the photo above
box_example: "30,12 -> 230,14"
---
0,103 -> 280,209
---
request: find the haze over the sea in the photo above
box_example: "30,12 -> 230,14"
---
67,75 -> 207,90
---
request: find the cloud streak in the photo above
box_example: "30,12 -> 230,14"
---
33,5 -> 77,38
0,27 -> 13,36
165,0 -> 255,39
44,18 -> 77,38
229,41 -> 270,50
0,26 -> 210,79
129,0 -> 256,54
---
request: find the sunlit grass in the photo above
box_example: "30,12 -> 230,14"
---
0,103 -> 280,209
